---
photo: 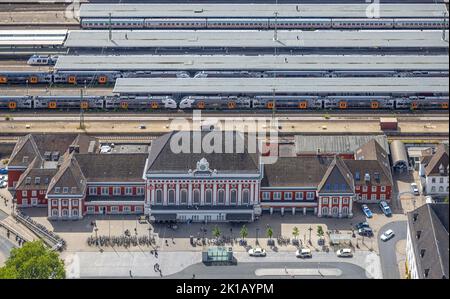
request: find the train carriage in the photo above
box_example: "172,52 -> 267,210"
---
53,71 -> 121,85
179,96 -> 252,110
81,18 -> 145,29
393,18 -> 449,29
331,18 -> 394,29
323,96 -> 395,110
395,96 -> 449,110
33,96 -> 105,110
0,71 -> 52,84
105,96 -> 177,110
252,96 -> 323,110
145,18 -> 207,29
268,18 -> 331,29
0,96 -> 33,110
207,18 -> 268,29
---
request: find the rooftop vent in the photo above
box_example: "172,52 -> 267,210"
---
51,151 -> 60,161
44,151 -> 52,161
420,249 -> 426,258
416,230 -> 422,239
413,213 -> 419,222
364,173 -> 371,182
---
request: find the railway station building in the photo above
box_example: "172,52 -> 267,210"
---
9,132 -> 392,222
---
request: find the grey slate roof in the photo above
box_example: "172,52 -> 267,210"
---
15,157 -> 57,191
295,135 -> 390,155
424,144 -> 449,176
47,153 -> 87,196
74,153 -> 147,182
261,156 -> 332,188
407,203 -> 449,279
146,131 -> 260,176
318,157 -> 355,194
344,160 -> 392,187
354,139 -> 393,186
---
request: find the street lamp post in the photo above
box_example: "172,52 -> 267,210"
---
308,226 -> 313,244
256,228 -> 260,245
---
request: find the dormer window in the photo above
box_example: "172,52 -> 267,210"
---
439,164 -> 444,175
45,177 -> 49,184
63,187 -> 69,194
35,177 -> 40,185
54,187 -> 60,193
355,171 -> 361,180
23,156 -> 29,163
25,177 -> 31,185
71,187 -> 77,194
374,172 -> 380,182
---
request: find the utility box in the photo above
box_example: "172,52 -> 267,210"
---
380,117 -> 398,131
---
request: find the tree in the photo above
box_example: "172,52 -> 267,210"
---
0,241 -> 65,279
292,226 -> 300,240
240,225 -> 248,240
212,226 -> 221,240
266,227 -> 273,240
444,196 -> 449,203
317,226 -> 325,240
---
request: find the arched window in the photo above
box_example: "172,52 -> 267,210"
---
242,189 -> 250,204
155,189 -> 163,204
342,207 -> 348,216
332,207 -> 339,216
193,189 -> 201,205
168,189 -> 176,204
439,186 -> 444,192
321,207 -> 329,216
230,189 -> 237,205
217,189 -> 225,205
52,209 -> 58,217
205,189 -> 213,205
72,209 -> 79,217
62,209 -> 69,217
180,189 -> 188,205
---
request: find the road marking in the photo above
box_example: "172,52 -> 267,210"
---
255,268 -> 342,277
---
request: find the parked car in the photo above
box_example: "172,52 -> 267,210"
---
336,248 -> 353,258
379,201 -> 392,217
380,229 -> 395,241
362,204 -> 373,218
425,196 -> 435,204
355,222 -> 370,230
411,183 -> 420,195
0,180 -> 7,188
248,247 -> 266,257
0,168 -> 7,175
358,227 -> 374,237
296,248 -> 312,258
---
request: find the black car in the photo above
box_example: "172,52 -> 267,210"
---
358,227 -> 374,237
355,222 -> 370,230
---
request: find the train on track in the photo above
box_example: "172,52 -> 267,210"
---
1,69 -> 448,85
1,94 -> 448,111
80,17 -> 449,30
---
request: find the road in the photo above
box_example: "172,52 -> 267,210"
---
377,220 -> 407,279
167,262 -> 367,279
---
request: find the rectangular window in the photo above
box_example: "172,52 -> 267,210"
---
52,200 -> 57,206
363,186 -> 368,192
284,192 -> 293,200
87,206 -> 94,213
381,186 -> 386,192
136,187 -> 144,195
322,197 -> 329,205
31,190 -> 37,197
217,190 -> 225,205
242,190 -> 250,204
101,187 -> 109,195
111,206 -> 119,213
371,186 -> 377,192
333,197 -> 339,204
35,177 -> 40,185
205,189 -> 213,205
63,187 -> 69,194
273,192 -> 282,200
62,200 -> 68,206
307,192 -> 315,200
440,177 -> 444,184
113,187 -> 121,195
123,206 -> 131,213
295,192 -> 303,200
125,187 -> 133,195
168,189 -> 176,204
135,206 -> 143,213
89,187 -> 97,195
71,187 -> 77,194
22,191 -> 27,197
155,190 -> 163,204
72,200 -> 78,206
230,190 -> 237,204
343,198 -> 348,204
371,194 -> 377,200
432,178 -> 436,183
362,194 -> 367,200
381,194 -> 386,200
262,192 -> 270,200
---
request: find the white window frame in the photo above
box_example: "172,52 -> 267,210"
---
284,192 -> 293,200
363,186 -> 368,192
62,209 -> 69,217
217,189 -> 225,205
52,200 -> 58,206
113,187 -> 121,195
371,194 -> 377,200
87,206 -> 95,213
54,187 -> 60,194
62,200 -> 68,206
322,198 -> 329,205
371,186 -> 377,192
111,206 -> 119,213
101,187 -> 109,196
72,199 -> 79,207
63,187 -> 69,194
52,209 -> 58,217
333,197 -> 339,204
230,189 -> 237,204
381,186 -> 386,192
262,192 -> 270,201
362,194 -> 368,200
155,189 -> 163,204
307,192 -> 315,200
180,189 -> 188,205
22,190 -> 27,197
125,187 -> 133,195
295,192 -> 303,200
168,189 -> 176,204
136,187 -> 144,195
380,194 -> 386,200
242,189 -> 250,204
123,206 -> 131,213
72,209 -> 79,217
135,206 -> 143,213
89,187 -> 97,195
273,192 -> 282,200
205,189 -> 213,205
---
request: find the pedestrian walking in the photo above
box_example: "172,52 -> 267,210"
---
192,274 -> 196,279
129,270 -> 133,278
